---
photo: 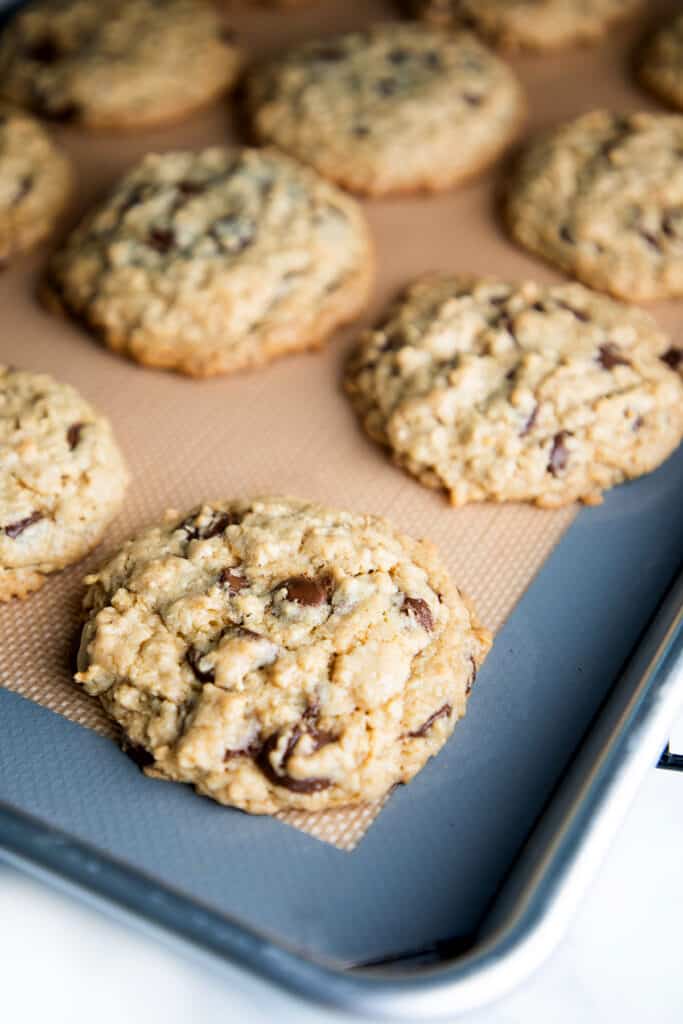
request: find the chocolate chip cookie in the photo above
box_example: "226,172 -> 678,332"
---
0,0 -> 242,130
75,496 -> 491,814
506,111 -> 683,301
406,0 -> 642,51
45,146 -> 373,377
0,366 -> 129,601
345,274 -> 683,508
0,105 -> 70,263
246,23 -> 525,196
639,13 -> 683,111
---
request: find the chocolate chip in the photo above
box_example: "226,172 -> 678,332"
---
26,34 -> 61,63
121,742 -> 155,770
466,655 -> 477,696
66,422 -> 83,450
559,225 -> 575,244
148,227 -> 175,253
4,511 -> 43,539
556,301 -> 589,322
186,646 -> 215,684
218,568 -> 248,594
200,513 -> 233,540
257,726 -> 331,793
279,575 -> 333,606
520,404 -> 538,437
424,51 -> 442,69
633,415 -> 643,432
598,343 -> 630,370
548,432 -> 570,477
661,347 -> 682,371
376,78 -> 397,96
402,596 -> 434,632
177,180 -> 205,197
181,510 -> 235,542
463,93 -> 482,106
313,45 -> 344,62
639,230 -> 660,252
48,101 -> 81,122
353,124 -> 370,137
407,703 -> 452,739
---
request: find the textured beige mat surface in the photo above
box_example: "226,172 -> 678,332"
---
2,0 -> 678,851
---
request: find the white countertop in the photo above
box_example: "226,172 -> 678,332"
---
1,761 -> 682,1024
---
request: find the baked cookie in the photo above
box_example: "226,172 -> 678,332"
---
344,274 -> 683,508
406,0 -> 642,52
74,496 -> 491,814
0,0 -> 242,130
639,14 -> 683,111
506,111 -> 683,302
45,146 -> 373,377
0,105 -> 70,263
246,23 -> 525,196
0,366 -> 129,602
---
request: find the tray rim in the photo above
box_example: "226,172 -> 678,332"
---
1,567 -> 681,1020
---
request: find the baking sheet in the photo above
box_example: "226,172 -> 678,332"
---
0,0 -> 681,856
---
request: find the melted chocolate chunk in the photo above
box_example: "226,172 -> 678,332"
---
402,596 -> 434,632
548,431 -> 570,477
181,510 -> 236,542
661,347 -> 682,371
67,422 -> 83,449
639,230 -> 660,251
4,511 -> 43,539
186,646 -> 215,684
313,45 -> 344,62
257,727 -> 331,793
177,180 -> 206,197
556,301 -> 589,322
218,568 -> 248,594
148,227 -> 175,253
408,703 -> 452,739
598,343 -> 630,370
279,575 -> 333,606
48,100 -> 81,122
224,739 -> 261,762
122,742 -> 155,770
520,404 -> 538,437
26,34 -> 61,63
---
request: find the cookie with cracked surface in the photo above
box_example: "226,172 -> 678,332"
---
0,105 -> 70,263
639,14 -> 683,112
45,146 -> 373,377
406,0 -> 642,52
0,0 -> 242,130
0,366 -> 129,602
506,111 -> 683,302
74,496 -> 491,814
246,23 -> 525,196
344,274 -> 683,508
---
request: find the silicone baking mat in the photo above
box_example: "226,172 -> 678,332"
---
0,0 -> 679,850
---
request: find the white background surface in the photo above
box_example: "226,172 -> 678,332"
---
1,763 -> 682,1024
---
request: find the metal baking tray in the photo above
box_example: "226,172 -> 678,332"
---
2,478 -> 681,1019
1,0 -> 683,1017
